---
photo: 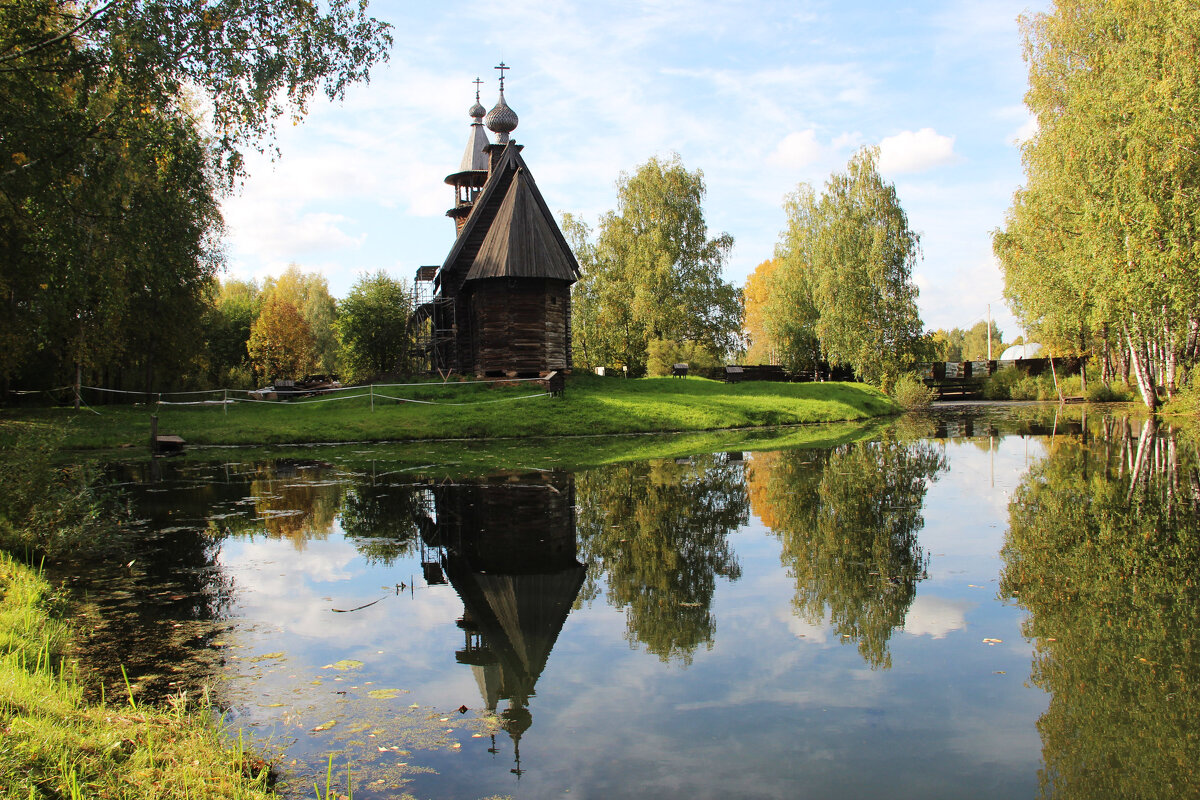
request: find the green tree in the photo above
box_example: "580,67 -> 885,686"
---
336,271 -> 413,381
763,186 -> 824,374
203,279 -> 263,386
995,0 -> 1200,410
0,0 -> 392,182
770,149 -> 924,387
568,155 -> 742,373
1,63 -> 223,398
0,0 -> 390,394
927,321 -> 1004,362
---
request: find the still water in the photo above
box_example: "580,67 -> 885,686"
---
67,407 -> 1199,799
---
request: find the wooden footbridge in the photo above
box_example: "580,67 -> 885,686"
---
917,357 -> 1083,399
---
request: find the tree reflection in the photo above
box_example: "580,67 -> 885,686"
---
243,460 -> 343,549
339,481 -> 427,565
746,438 -> 947,668
1001,417 -> 1200,799
576,455 -> 748,665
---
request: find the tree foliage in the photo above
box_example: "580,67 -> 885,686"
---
336,271 -> 413,381
928,320 -> 1005,362
203,279 -> 263,386
0,0 -> 390,395
247,296 -> 315,380
568,155 -> 742,373
995,0 -> 1200,410
1001,416 -> 1200,798
757,149 -> 924,385
262,266 -> 339,375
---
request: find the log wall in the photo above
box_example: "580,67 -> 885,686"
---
467,278 -> 571,377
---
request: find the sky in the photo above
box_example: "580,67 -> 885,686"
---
219,0 -> 1050,339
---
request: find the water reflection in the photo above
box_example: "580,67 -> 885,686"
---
419,471 -> 585,776
575,454 -> 748,664
1001,416 -> 1200,799
73,410 -> 1200,798
746,437 -> 948,668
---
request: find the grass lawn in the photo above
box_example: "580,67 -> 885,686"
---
1,374 -> 897,451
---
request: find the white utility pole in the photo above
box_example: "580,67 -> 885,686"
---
987,304 -> 992,360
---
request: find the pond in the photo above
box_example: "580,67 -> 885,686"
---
61,406 -> 1200,799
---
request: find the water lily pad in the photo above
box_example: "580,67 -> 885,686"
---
322,659 -> 364,671
368,688 -> 404,699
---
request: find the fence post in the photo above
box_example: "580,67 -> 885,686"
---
223,388 -> 228,415
370,383 -> 374,412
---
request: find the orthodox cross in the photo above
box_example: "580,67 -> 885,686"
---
494,61 -> 509,90
472,76 -> 483,101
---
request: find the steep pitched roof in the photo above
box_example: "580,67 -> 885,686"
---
439,143 -> 581,288
466,169 -> 580,282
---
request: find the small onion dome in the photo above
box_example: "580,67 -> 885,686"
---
469,99 -> 486,120
485,93 -> 518,140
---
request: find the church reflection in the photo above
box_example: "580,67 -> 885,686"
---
420,470 -> 585,776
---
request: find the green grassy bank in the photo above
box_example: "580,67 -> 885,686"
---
0,427 -> 275,799
0,552 -> 274,799
1,375 -> 896,450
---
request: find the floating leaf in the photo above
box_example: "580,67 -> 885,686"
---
311,720 -> 338,732
368,689 -> 403,699
322,660 -> 364,671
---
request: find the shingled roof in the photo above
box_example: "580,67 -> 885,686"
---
440,142 -> 581,287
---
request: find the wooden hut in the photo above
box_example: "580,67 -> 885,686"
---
413,67 -> 581,377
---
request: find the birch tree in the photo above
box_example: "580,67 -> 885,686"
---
996,0 -> 1200,410
767,149 -> 924,386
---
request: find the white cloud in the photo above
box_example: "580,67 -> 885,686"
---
770,130 -> 824,168
878,128 -> 962,174
903,594 -> 975,639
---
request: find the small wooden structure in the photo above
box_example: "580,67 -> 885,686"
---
149,415 -> 184,455
916,357 -> 1084,399
671,363 -> 688,378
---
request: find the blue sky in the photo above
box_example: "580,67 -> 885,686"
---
220,0 -> 1047,338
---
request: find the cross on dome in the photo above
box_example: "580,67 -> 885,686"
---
486,62 -> 518,143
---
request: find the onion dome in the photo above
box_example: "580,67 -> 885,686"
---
486,61 -> 518,143
469,98 -> 487,120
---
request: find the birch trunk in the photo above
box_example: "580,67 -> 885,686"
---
1161,309 -> 1176,398
1124,317 -> 1158,411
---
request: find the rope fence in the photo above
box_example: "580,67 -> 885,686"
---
10,376 -> 562,414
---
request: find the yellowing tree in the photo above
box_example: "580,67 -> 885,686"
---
247,297 -> 316,380
743,259 -> 780,364
262,266 -> 340,375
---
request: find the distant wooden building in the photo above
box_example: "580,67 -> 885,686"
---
413,67 -> 581,377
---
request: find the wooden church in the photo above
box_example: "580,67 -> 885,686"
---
412,66 -> 580,377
